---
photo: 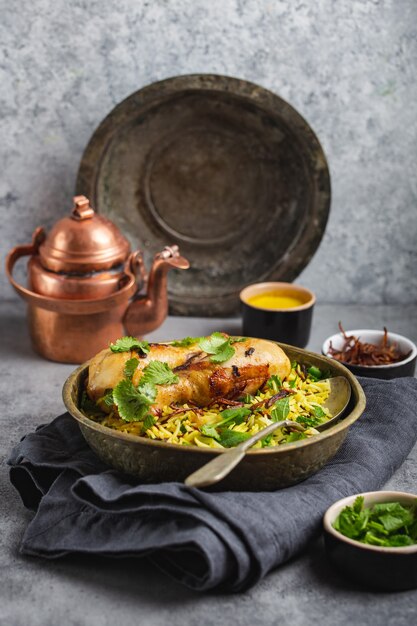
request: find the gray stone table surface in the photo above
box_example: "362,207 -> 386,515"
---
1,300 -> 416,626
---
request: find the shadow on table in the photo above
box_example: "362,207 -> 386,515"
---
302,537 -> 402,595
21,539 -> 362,604
0,311 -> 34,360
30,552 -> 201,602
304,538 -> 361,591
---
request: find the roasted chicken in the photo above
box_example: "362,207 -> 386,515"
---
87,336 -> 291,410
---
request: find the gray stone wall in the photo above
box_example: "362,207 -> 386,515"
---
2,0 -> 416,305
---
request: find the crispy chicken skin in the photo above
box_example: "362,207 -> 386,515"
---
87,337 -> 291,409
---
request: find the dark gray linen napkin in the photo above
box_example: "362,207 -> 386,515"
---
8,377 -> 417,592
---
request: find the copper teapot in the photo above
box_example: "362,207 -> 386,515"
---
6,196 -> 189,363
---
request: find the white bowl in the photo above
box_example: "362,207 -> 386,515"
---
323,491 -> 417,590
322,329 -> 417,379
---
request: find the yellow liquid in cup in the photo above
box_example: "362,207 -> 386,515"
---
247,291 -> 304,310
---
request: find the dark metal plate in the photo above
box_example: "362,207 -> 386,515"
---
76,75 -> 331,315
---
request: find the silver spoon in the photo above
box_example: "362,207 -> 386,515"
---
184,376 -> 351,489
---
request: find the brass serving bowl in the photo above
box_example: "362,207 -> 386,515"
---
62,344 -> 366,491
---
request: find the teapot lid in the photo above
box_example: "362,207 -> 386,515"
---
39,196 -> 131,273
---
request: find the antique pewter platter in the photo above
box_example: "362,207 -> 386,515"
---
76,75 -> 331,315
63,344 -> 365,491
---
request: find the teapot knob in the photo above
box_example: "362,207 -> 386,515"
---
158,245 -> 180,259
71,195 -> 95,221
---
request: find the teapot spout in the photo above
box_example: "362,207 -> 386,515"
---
124,245 -> 189,337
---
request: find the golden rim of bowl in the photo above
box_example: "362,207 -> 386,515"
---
239,282 -> 316,312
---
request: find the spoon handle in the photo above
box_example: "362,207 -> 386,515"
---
184,419 -> 305,489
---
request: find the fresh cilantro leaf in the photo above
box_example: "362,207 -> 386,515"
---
368,520 -> 388,535
143,414 -> 156,431
388,535 -> 414,547
266,374 -> 283,392
113,379 -> 154,422
131,339 -> 150,355
353,495 -> 364,514
199,332 -> 229,354
335,502 -> 369,539
240,393 -> 254,403
219,407 -> 251,425
210,343 -> 235,363
110,336 -> 150,354
307,366 -> 323,381
270,397 -> 290,422
124,357 -> 139,378
140,361 -> 179,386
81,391 -> 102,416
363,532 -> 389,546
200,424 -> 220,440
379,514 -> 409,533
217,429 -> 251,448
198,332 -> 242,364
261,434 -> 273,447
137,381 -> 157,402
296,414 -> 322,428
200,407 -> 252,445
373,503 -> 414,531
333,497 -> 417,547
230,337 -> 247,343
102,390 -> 114,407
81,390 -> 94,410
408,518 -> 417,541
285,431 -> 307,443
170,336 -> 202,347
372,502 -> 412,518
289,378 -> 297,389
312,405 -> 326,418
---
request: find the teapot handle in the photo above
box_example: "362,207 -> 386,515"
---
5,227 -> 46,298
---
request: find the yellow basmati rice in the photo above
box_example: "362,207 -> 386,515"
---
89,363 -> 331,449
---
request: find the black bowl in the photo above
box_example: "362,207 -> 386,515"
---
323,491 -> 417,591
240,282 -> 315,348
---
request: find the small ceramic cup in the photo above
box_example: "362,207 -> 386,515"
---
322,329 -> 417,379
240,282 -> 315,348
323,491 -> 417,591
